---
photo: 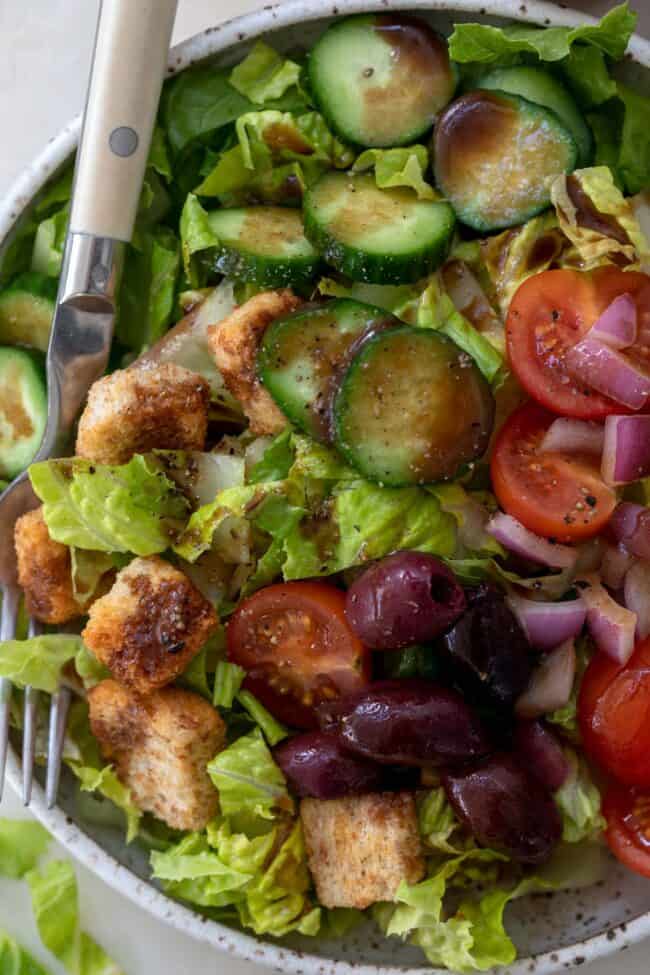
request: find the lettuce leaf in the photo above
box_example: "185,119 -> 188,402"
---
618,83 -> 650,195
229,42 -> 301,103
448,3 -> 636,64
0,635 -> 82,693
555,749 -> 606,843
417,788 -> 467,855
352,146 -> 436,200
248,428 -> 295,484
213,660 -> 245,708
69,550 -> 115,607
27,860 -> 124,975
207,727 -> 293,823
150,832 -> 254,907
0,932 -> 51,975
0,820 -> 50,878
236,690 -> 289,746
560,45 -> 617,110
30,454 -> 189,556
116,226 -> 180,352
163,67 -> 254,155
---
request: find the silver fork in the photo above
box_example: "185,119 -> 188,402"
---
0,0 -> 177,807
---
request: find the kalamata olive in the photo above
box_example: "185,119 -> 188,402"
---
442,753 -> 562,865
274,732 -> 384,798
345,551 -> 466,650
318,679 -> 491,767
441,585 -> 533,706
514,720 -> 570,793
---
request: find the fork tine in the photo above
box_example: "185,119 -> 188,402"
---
0,586 -> 20,802
22,617 -> 42,805
45,686 -> 71,809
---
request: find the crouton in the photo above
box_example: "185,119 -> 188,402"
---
14,507 -> 82,623
300,792 -> 425,909
207,289 -> 301,435
88,680 -> 224,831
75,361 -> 210,466
82,556 -> 217,694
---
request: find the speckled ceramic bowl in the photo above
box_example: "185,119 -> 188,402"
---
1,1 -> 650,972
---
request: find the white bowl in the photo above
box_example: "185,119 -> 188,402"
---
2,2 -> 650,972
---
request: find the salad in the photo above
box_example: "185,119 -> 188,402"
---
1,3 -> 650,970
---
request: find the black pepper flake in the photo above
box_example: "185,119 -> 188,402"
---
585,495 -> 597,507
166,641 -> 186,655
551,309 -> 560,321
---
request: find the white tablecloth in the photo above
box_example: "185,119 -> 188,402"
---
0,2 -> 647,973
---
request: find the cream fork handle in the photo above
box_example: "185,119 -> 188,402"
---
69,0 -> 177,242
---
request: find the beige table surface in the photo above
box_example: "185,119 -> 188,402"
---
0,2 -> 648,974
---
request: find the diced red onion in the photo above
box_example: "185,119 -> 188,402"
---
486,513 -> 577,570
540,418 -> 605,456
587,293 -> 637,350
600,542 -> 636,591
602,415 -> 650,485
609,502 -> 650,561
624,561 -> 650,639
515,639 -> 576,719
565,338 -> 650,410
514,720 -> 570,791
508,593 -> 585,651
580,576 -> 637,664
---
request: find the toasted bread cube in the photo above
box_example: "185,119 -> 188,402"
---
300,792 -> 425,909
14,507 -> 82,623
75,361 -> 210,466
207,289 -> 301,436
88,680 -> 224,831
82,556 -> 217,694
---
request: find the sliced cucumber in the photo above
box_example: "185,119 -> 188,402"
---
0,347 -> 47,479
0,272 -> 57,352
207,207 -> 321,288
258,298 -> 398,441
303,172 -> 455,284
478,66 -> 592,166
308,14 -> 456,148
434,91 -> 578,232
333,326 -> 494,486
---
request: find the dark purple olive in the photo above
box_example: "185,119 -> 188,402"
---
273,732 -> 384,798
441,585 -> 533,706
318,679 -> 491,767
442,753 -> 562,865
514,721 -> 570,793
345,551 -> 466,650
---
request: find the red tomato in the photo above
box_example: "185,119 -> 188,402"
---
603,783 -> 650,879
579,637 -> 650,787
506,267 -> 650,419
227,581 -> 371,729
490,401 -> 617,542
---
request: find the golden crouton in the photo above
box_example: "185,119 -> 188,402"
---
207,289 -> 301,435
88,680 -> 224,831
82,556 -> 217,694
300,792 -> 425,910
75,361 -> 210,466
14,507 -> 83,623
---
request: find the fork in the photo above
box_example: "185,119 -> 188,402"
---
0,0 -> 177,807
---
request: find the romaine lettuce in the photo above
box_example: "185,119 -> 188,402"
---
0,635 -> 82,694
0,820 -> 50,879
352,146 -> 437,200
207,727 -> 293,823
555,749 -> 607,843
229,42 -> 301,104
0,932 -> 51,975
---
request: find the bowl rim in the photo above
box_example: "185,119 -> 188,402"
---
2,2 -> 650,973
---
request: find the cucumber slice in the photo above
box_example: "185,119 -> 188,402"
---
303,172 -> 455,284
479,66 -> 592,166
333,326 -> 494,486
434,91 -> 578,232
258,298 -> 399,441
0,347 -> 47,479
207,207 -> 321,288
308,14 -> 456,148
0,272 -> 57,352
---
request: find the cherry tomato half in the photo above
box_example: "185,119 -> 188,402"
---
604,783 -> 650,879
227,581 -> 371,729
506,267 -> 650,419
579,637 -> 650,788
490,401 -> 616,542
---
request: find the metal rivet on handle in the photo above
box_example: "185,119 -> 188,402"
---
109,126 -> 139,157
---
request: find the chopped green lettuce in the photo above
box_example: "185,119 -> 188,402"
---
560,46 -> 617,110
555,749 -> 606,843
31,206 -> 68,277
352,146 -> 436,200
30,454 -> 189,556
213,660 -> 245,708
248,429 -> 295,484
229,42 -> 301,104
617,83 -> 650,195
0,932 -> 51,975
0,820 -> 50,878
163,67 -> 254,155
207,727 -> 293,823
117,226 -> 180,351
179,193 -> 221,286
69,549 -> 115,607
417,788 -> 466,855
150,832 -> 254,906
0,635 -> 82,693
236,690 -> 289,746
71,646 -> 110,691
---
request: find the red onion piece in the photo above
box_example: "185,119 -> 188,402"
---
486,513 -> 577,570
602,415 -> 650,485
624,561 -> 650,639
514,721 -> 570,791
515,639 -> 576,719
580,576 -> 637,664
508,593 -> 585,652
540,418 -> 604,456
587,293 -> 637,350
565,337 -> 650,410
600,543 -> 636,591
609,502 -> 650,561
